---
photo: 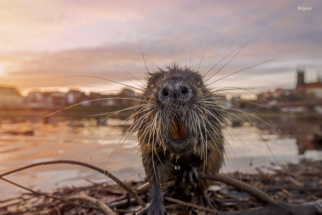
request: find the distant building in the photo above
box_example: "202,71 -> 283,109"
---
66,90 -> 86,104
87,92 -> 103,106
296,69 -> 322,98
100,96 -> 116,106
272,88 -> 283,99
303,82 -> 322,99
26,92 -> 44,107
26,91 -> 66,107
5,87 -> 137,109
118,88 -> 136,98
296,69 -> 305,89
28,92 -> 43,103
49,92 -> 66,106
0,86 -> 23,106
117,88 -> 136,106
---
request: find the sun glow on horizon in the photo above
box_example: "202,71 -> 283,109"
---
0,62 -> 9,76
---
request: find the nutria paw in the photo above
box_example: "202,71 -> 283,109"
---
137,204 -> 167,215
192,190 -> 218,210
179,164 -> 199,189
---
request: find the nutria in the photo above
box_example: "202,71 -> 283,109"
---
132,64 -> 226,215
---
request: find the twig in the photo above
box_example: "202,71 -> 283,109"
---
66,195 -> 116,215
51,202 -> 62,215
0,177 -> 99,210
0,198 -> 21,209
113,208 -> 140,213
0,159 -> 146,208
200,173 -> 276,204
165,197 -> 218,213
137,182 -> 149,195
107,196 -> 147,209
164,203 -> 181,209
0,197 -> 21,204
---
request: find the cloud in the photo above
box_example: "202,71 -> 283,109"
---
0,0 -> 321,95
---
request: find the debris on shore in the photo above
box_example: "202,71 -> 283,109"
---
0,159 -> 321,215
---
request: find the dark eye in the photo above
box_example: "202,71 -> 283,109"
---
162,88 -> 169,96
181,87 -> 188,94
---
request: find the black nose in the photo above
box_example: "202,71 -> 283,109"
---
160,84 -> 190,101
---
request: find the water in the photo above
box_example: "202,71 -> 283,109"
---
0,116 -> 321,199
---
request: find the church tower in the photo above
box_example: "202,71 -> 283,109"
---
296,68 -> 305,89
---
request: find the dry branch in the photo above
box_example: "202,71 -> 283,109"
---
200,174 -> 276,204
1,177 -> 100,210
0,159 -> 146,208
165,197 -> 218,213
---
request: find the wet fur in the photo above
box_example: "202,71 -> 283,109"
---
132,64 -> 227,214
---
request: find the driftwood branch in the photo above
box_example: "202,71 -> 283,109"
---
201,174 -> 322,215
1,159 -> 321,215
0,159 -> 146,208
200,174 -> 276,204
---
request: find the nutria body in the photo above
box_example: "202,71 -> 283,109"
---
133,65 -> 226,215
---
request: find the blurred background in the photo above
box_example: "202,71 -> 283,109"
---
0,0 -> 322,199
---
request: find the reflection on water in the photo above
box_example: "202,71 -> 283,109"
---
0,115 -> 322,199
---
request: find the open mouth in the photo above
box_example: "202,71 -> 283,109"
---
171,118 -> 186,139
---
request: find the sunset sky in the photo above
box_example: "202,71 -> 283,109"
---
0,0 -> 321,96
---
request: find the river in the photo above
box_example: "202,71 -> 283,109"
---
1,115 -> 322,199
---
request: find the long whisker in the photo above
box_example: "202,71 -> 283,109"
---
152,112 -> 159,185
90,106 -> 153,160
86,104 -> 154,117
118,62 -> 146,87
95,104 -> 154,126
211,86 -> 294,117
195,108 -> 208,174
238,109 -> 282,170
201,99 -> 290,138
204,46 -> 242,83
203,38 -> 259,79
94,112 -> 149,194
43,97 -> 144,118
224,130 -> 242,189
52,75 -> 150,94
197,38 -> 210,72
202,38 -> 259,78
192,110 -> 204,159
199,101 -> 283,169
195,106 -> 226,147
195,106 -> 242,186
100,109 -> 154,168
208,49 -> 298,85
225,127 -> 254,158
137,34 -> 150,77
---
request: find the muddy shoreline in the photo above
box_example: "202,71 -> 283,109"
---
1,159 -> 321,214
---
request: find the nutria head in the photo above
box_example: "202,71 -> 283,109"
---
133,64 -> 226,159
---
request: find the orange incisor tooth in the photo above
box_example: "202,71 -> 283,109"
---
171,118 -> 185,139
171,118 -> 180,139
179,122 -> 186,137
